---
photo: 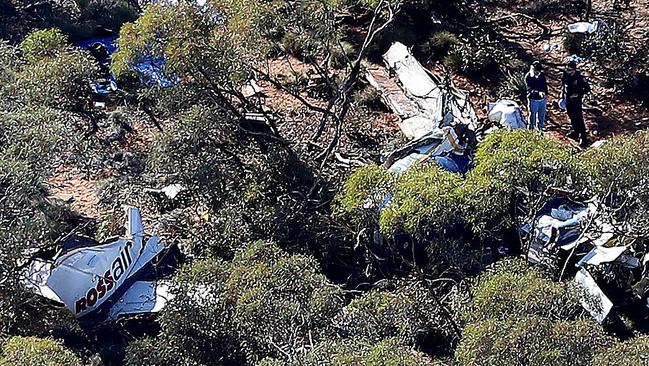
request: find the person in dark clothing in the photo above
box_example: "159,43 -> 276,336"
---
525,61 -> 549,130
561,61 -> 590,147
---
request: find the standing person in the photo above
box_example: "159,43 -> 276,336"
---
525,61 -> 548,130
561,61 -> 590,147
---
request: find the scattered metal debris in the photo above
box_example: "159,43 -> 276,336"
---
144,184 -> 186,200
487,99 -> 527,130
382,126 -> 474,174
568,20 -> 603,34
22,207 -> 176,323
574,268 -> 613,323
366,42 -> 477,140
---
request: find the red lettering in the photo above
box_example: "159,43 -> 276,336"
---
97,278 -> 106,299
104,271 -> 114,291
87,288 -> 98,306
75,298 -> 87,313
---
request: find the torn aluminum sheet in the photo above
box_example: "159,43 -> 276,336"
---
23,260 -> 62,303
487,99 -> 526,129
107,281 -> 173,320
574,268 -> 613,323
578,245 -> 628,267
145,184 -> 186,200
241,79 -> 264,98
568,20 -> 602,34
366,42 -> 477,139
22,207 -> 170,321
383,126 -> 472,174
566,54 -> 584,63
524,197 -> 598,265
577,245 -> 640,268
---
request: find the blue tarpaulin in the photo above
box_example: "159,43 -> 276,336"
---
75,37 -> 118,56
134,55 -> 179,88
76,36 -> 178,89
434,154 -> 473,174
76,37 -> 119,94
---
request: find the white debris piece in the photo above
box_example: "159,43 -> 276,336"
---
241,79 -> 264,98
568,21 -> 601,34
566,55 -> 584,63
387,127 -> 464,174
578,245 -> 629,267
25,207 -> 170,320
107,281 -> 173,320
367,42 -> 477,139
126,206 -> 144,238
543,43 -> 560,52
145,184 -> 186,200
22,260 -> 62,303
487,99 -> 526,129
574,268 -> 613,323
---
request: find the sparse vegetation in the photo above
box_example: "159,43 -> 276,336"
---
1,0 -> 649,365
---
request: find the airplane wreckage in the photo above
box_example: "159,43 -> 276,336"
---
365,42 -> 649,324
21,41 -> 648,328
22,207 -> 178,324
366,42 -> 525,175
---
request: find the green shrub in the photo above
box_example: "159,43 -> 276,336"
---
462,258 -> 581,323
419,30 -> 461,59
352,83 -> 383,108
291,337 -> 443,366
455,316 -> 613,366
592,336 -> 649,366
127,241 -> 343,365
125,258 -> 242,366
337,281 -> 454,346
497,69 -> 528,101
19,29 -> 68,63
572,132 -> 649,243
227,241 -> 344,362
443,34 -> 504,77
334,164 -> 395,227
573,132 -> 649,197
462,129 -> 572,235
0,336 -> 81,366
442,50 -> 464,72
379,165 -> 462,237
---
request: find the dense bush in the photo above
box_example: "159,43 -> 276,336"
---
497,69 -> 528,102
0,336 -> 81,366
336,280 -> 455,347
418,30 -> 461,60
573,132 -> 649,197
455,257 -> 613,366
592,336 -> 649,366
1,29 -> 98,116
147,105 -> 315,256
126,241 -> 343,365
264,337 -> 446,366
455,315 -> 613,366
380,165 -> 463,237
463,129 -> 573,235
335,130 -> 575,270
443,33 -> 505,77
227,241 -> 344,362
462,258 -> 581,323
